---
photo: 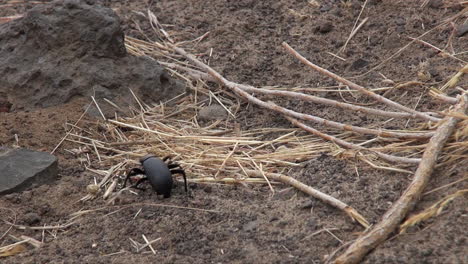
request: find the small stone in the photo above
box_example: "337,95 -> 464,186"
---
319,5 -> 332,12
0,99 -> 12,113
427,0 -> 443,8
395,17 -> 406,26
0,147 -> 58,195
86,184 -> 100,195
350,58 -> 369,71
198,105 -> 228,121
383,33 -> 401,49
203,185 -> 212,193
299,199 -> 314,209
317,21 -> 333,34
23,212 -> 41,225
456,23 -> 468,37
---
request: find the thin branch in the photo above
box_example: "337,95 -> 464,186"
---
339,0 -> 369,53
4,220 -> 77,230
339,17 -> 369,53
282,42 -> 441,123
400,189 -> 468,234
239,84 -> 420,120
245,170 -> 370,229
171,45 -> 434,139
51,102 -> 92,154
286,116 -> 421,164
162,62 -> 425,119
334,94 -> 468,264
409,37 -> 467,64
429,89 -> 459,104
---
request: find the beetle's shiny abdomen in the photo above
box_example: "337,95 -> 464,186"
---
141,157 -> 173,198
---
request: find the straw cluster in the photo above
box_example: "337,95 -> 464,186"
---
63,10 -> 466,229
73,100 -> 332,184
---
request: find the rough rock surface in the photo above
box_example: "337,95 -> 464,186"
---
0,0 -> 184,111
0,147 -> 58,195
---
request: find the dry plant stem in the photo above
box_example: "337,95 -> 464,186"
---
246,170 -> 370,229
339,0 -> 368,53
165,56 -> 433,137
282,42 -> 441,123
429,91 -> 459,104
0,240 -> 27,253
171,45 -> 433,140
340,16 -> 369,53
239,84 -> 420,120
286,116 -> 421,164
409,37 -> 467,64
0,14 -> 22,24
51,102 -> 92,154
17,235 -> 43,248
162,56 -> 415,119
98,163 -> 124,187
69,203 -> 219,220
334,94 -> 468,264
399,189 -> 468,233
0,208 -> 16,241
4,220 -> 77,231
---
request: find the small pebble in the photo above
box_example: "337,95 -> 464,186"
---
23,212 -> 41,225
317,21 -> 333,34
456,23 -> 468,37
198,105 -> 228,121
86,184 -> 100,195
203,185 -> 212,193
427,0 -> 443,8
350,58 -> 369,71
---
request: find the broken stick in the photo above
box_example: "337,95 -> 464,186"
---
245,170 -> 370,229
334,94 -> 467,264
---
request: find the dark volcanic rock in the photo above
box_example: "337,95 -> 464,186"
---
0,0 -> 184,111
0,147 -> 58,195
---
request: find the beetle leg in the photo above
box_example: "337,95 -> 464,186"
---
167,163 -> 181,169
132,177 -> 149,190
123,168 -> 145,188
162,156 -> 172,162
170,169 -> 188,193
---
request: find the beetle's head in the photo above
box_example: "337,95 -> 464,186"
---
139,154 -> 156,164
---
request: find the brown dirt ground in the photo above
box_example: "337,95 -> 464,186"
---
1,1 -> 467,263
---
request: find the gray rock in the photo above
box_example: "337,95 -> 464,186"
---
23,212 -> 41,225
456,23 -> 468,37
198,105 -> 228,121
0,0 -> 184,112
0,147 -> 58,195
316,21 -> 333,34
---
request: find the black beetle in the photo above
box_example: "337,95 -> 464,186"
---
123,155 -> 188,198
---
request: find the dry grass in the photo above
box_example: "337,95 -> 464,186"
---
62,9 -> 466,230
400,188 -> 468,233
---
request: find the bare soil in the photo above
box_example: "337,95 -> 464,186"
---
1,1 -> 467,263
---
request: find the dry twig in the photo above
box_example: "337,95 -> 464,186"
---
169,44 -> 426,164
246,170 -> 370,229
334,94 -> 467,264
400,189 -> 468,233
282,42 -> 441,122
